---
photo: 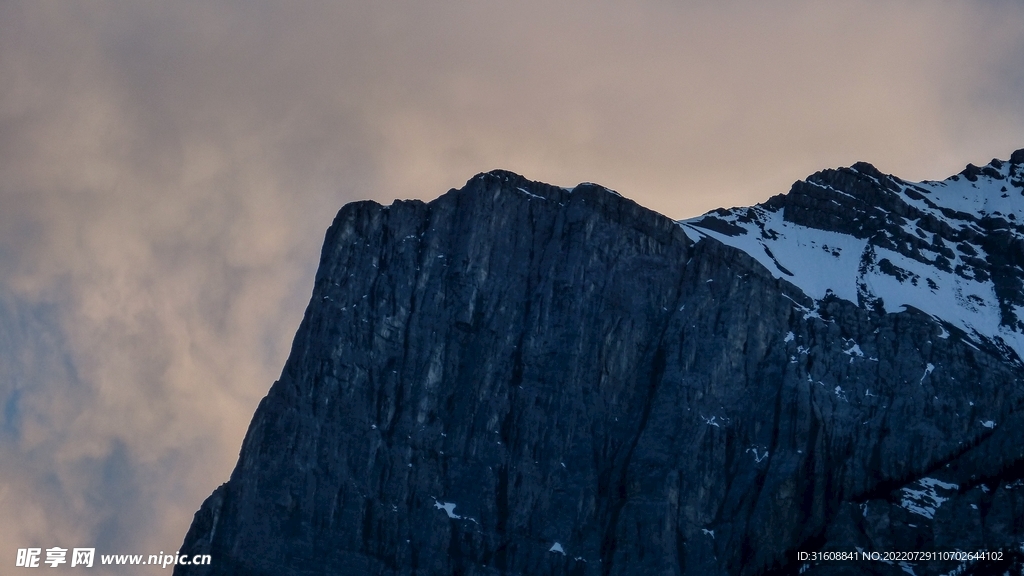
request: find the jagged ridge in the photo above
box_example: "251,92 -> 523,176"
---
683,150 -> 1024,365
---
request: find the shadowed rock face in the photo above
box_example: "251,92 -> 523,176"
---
177,163 -> 1024,576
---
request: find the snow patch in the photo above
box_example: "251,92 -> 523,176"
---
700,415 -> 721,427
746,447 -> 769,463
899,477 -> 958,519
433,500 -> 461,519
920,363 -> 935,384
681,208 -> 867,304
516,187 -> 546,201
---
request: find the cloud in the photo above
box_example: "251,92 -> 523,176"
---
1,0 -> 1022,570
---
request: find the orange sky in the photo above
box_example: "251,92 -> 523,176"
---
1,1 -> 1022,570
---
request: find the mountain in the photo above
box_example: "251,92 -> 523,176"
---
176,151 -> 1024,576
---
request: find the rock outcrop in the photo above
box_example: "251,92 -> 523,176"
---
177,155 -> 1024,575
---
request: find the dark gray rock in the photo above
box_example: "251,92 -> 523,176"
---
1010,149 -> 1024,166
176,164 -> 1024,576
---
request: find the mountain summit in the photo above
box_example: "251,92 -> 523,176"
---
177,152 -> 1024,576
683,154 -> 1024,364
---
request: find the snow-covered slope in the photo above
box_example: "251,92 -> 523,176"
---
680,150 -> 1024,362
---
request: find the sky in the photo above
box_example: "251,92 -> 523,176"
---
1,0 -> 1023,572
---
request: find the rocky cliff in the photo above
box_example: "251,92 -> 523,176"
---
176,153 -> 1024,575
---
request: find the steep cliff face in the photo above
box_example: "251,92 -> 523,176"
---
177,156 -> 1024,576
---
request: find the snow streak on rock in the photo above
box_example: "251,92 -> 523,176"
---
899,477 -> 958,520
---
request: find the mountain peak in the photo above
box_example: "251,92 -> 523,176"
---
848,160 -> 888,181
476,168 -> 530,183
1009,147 -> 1024,165
683,150 -> 1024,364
